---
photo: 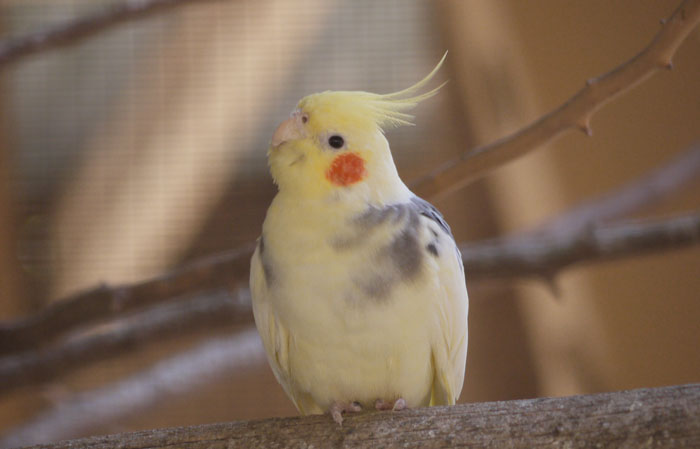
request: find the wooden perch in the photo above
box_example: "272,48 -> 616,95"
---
411,0 -> 700,200
0,0 -> 223,68
16,384 -> 700,449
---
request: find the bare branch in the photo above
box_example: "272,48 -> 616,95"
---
1,211 -> 698,365
0,0 -> 697,362
541,143 -> 700,232
4,142 -> 696,358
0,329 -> 266,449
0,0 -> 226,69
462,211 -> 700,279
411,0 -> 700,200
1,143 -> 698,371
1,213 -> 697,393
0,289 -> 252,394
0,244 -> 254,354
6,384 -> 699,449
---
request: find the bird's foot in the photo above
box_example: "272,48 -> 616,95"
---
329,401 -> 362,425
374,397 -> 407,411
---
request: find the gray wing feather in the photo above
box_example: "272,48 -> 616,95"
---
410,196 -> 453,239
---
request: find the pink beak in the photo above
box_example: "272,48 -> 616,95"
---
271,110 -> 305,147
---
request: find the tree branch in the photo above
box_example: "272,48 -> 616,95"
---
3,141 -> 698,357
1,211 -> 698,362
410,0 -> 700,200
0,213 -> 698,393
540,142 -> 700,232
0,0 -> 224,69
0,0 -> 697,360
462,211 -> 700,280
7,384 -> 699,449
0,289 -> 252,394
0,329 -> 266,449
0,244 -> 254,354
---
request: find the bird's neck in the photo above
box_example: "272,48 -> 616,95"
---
266,171 -> 412,241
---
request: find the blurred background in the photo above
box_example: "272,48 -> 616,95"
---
0,0 -> 699,446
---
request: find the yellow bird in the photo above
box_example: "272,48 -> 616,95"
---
250,54 -> 468,425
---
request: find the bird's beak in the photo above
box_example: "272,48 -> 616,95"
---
271,110 -> 305,147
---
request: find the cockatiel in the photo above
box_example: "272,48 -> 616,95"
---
250,54 -> 468,425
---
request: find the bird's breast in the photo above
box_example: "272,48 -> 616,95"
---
261,199 -> 433,332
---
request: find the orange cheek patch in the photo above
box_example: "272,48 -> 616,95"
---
325,152 -> 367,186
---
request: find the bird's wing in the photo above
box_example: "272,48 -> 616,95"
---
411,197 -> 469,406
411,196 -> 453,236
430,251 -> 468,406
250,241 -> 322,415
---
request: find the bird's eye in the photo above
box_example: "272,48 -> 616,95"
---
328,135 -> 344,149
301,114 -> 308,124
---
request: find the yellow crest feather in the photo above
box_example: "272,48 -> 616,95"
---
299,52 -> 447,133
361,51 -> 447,130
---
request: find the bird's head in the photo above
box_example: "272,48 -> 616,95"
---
267,54 -> 446,203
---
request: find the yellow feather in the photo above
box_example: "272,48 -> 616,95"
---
255,52 -> 469,421
299,52 -> 447,133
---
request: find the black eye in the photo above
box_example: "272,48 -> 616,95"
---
328,135 -> 344,149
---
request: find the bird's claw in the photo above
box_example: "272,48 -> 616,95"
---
374,397 -> 407,411
329,401 -> 362,425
